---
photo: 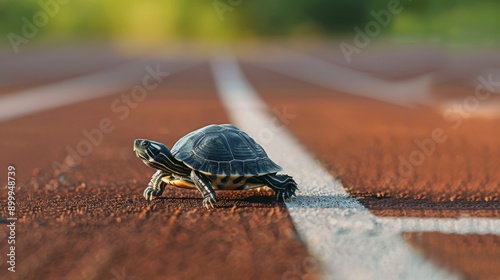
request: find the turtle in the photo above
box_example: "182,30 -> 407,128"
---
133,124 -> 298,208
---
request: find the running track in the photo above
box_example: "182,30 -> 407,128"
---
0,44 -> 499,280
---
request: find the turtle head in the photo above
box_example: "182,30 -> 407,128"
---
134,139 -> 191,175
134,139 -> 172,168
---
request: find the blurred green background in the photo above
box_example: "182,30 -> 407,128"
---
1,0 -> 499,46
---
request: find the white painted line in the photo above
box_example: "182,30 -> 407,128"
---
379,217 -> 500,235
210,52 -> 457,280
438,99 -> 500,119
436,67 -> 500,119
0,45 -> 129,87
0,59 -> 198,122
244,46 -> 434,107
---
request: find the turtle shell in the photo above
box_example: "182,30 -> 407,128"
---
171,124 -> 282,176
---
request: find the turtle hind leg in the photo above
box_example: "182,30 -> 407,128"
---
258,174 -> 298,201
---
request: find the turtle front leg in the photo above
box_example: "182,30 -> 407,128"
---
143,170 -> 168,201
190,170 -> 217,209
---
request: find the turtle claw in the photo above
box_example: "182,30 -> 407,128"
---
275,186 -> 298,202
202,196 -> 217,209
276,191 -> 289,202
143,186 -> 163,201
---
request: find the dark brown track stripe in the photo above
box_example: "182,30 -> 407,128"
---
360,197 -> 500,218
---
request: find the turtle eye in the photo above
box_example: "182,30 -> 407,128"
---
141,141 -> 149,148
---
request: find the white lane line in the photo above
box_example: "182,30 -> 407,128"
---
0,45 -> 129,87
242,46 -> 434,107
438,99 -> 500,119
210,52 -> 456,280
437,67 -> 500,119
0,59 -> 198,122
380,217 -> 500,235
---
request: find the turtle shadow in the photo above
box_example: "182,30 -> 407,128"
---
153,195 -> 278,209
242,195 -> 275,204
214,195 -> 279,209
156,196 -> 198,200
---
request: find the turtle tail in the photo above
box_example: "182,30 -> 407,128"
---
259,174 -> 298,201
